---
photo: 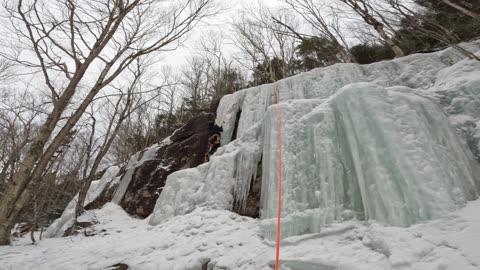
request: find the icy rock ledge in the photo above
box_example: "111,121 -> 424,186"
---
149,122 -> 263,226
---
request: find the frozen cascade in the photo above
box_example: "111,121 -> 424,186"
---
429,59 -> 480,161
217,41 -> 480,149
149,42 -> 480,235
260,84 -> 480,240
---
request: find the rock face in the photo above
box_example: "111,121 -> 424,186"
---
87,112 -> 215,218
121,112 -> 215,218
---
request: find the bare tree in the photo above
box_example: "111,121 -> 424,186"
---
337,0 -> 405,57
182,56 -> 210,113
178,32 -> 245,119
0,0 -> 216,245
383,0 -> 480,61
283,0 -> 354,63
197,32 -> 245,97
440,0 -> 479,18
157,66 -> 182,135
0,59 -> 13,81
107,65 -> 178,165
0,91 -> 41,187
73,59 -> 147,230
232,3 -> 299,83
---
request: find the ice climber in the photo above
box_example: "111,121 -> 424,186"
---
205,120 -> 223,162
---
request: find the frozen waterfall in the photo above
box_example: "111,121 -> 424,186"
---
260,84 -> 480,240
149,42 -> 480,240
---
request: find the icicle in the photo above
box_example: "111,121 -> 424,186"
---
232,134 -> 262,212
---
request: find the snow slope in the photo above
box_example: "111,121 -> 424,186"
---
45,140 -> 164,238
44,166 -> 120,238
1,199 -> 480,269
150,41 -> 480,241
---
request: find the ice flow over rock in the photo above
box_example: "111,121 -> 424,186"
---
260,84 -> 480,239
150,44 -> 480,240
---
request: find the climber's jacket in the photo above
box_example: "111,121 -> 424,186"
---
207,122 -> 222,148
208,122 -> 223,137
209,133 -> 221,146
205,121 -> 223,161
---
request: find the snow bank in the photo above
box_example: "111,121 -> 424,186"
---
3,199 -> 480,269
44,166 -> 120,238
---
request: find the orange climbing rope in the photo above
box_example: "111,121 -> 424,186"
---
273,83 -> 283,270
220,87 -> 283,269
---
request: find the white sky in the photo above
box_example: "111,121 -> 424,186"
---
159,0 -> 286,68
158,0 -> 367,71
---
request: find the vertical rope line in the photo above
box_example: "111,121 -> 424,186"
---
273,82 -> 283,270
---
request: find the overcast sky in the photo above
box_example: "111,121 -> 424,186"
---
159,0 -> 285,68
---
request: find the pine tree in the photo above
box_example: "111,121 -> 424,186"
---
414,0 -> 480,44
296,37 -> 343,70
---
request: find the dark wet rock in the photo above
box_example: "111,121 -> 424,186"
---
89,113 -> 215,218
85,181 -> 120,211
105,263 -> 129,270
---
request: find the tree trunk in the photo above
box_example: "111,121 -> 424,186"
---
375,24 -> 405,57
74,85 -> 135,222
441,0 -> 479,18
30,201 -> 37,244
0,147 -> 45,245
0,1 -> 141,244
0,221 -> 11,245
340,0 -> 405,58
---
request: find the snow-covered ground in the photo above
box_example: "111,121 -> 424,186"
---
1,199 -> 480,270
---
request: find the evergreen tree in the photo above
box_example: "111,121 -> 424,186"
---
415,0 -> 480,41
212,68 -> 246,98
251,57 -> 288,85
394,0 -> 480,54
350,43 -> 395,64
296,37 -> 343,70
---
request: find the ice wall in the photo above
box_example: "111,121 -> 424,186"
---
260,84 -> 480,240
429,58 -> 480,161
217,42 -> 480,146
149,42 -> 480,235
